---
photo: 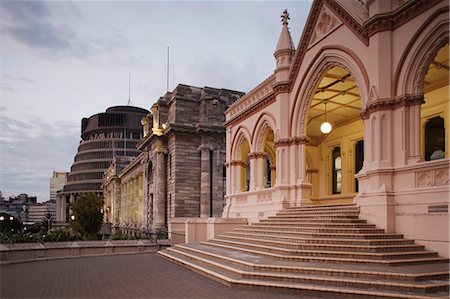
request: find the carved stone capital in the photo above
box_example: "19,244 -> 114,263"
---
360,94 -> 424,120
273,82 -> 290,96
274,138 -> 290,148
248,152 -> 266,160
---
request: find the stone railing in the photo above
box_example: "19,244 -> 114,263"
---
0,240 -> 157,264
226,75 -> 275,120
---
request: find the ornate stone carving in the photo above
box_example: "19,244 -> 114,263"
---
416,168 -> 449,188
257,193 -> 272,203
365,0 -> 442,37
235,196 -> 248,205
274,138 -> 290,148
309,6 -> 342,47
360,94 -> 424,120
225,94 -> 276,128
434,168 -> 449,186
413,35 -> 449,94
248,152 -> 266,160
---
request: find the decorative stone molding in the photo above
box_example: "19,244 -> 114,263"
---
274,138 -> 291,148
291,136 -> 310,145
274,136 -> 309,148
309,5 -> 343,47
257,193 -> 272,203
365,0 -> 442,37
273,82 -> 290,96
248,152 -> 266,160
360,94 -> 424,120
416,167 -> 449,188
226,75 -> 275,120
226,160 -> 247,168
235,196 -> 248,205
225,95 -> 276,128
197,144 -> 215,152
413,35 -> 449,94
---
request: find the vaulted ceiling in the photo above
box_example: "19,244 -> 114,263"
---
306,43 -> 449,145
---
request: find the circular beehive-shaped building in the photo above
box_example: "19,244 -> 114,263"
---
62,106 -> 148,195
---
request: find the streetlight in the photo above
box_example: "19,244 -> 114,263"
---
0,216 -> 4,221
70,215 -> 75,221
9,216 -> 13,221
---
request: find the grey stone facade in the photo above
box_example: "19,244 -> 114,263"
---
138,84 -> 243,231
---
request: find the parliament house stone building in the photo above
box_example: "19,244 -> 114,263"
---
102,84 -> 244,233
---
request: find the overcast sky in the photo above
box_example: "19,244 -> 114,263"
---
0,0 -> 312,202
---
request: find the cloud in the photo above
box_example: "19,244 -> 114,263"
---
1,73 -> 36,92
0,1 -> 131,61
0,115 -> 80,202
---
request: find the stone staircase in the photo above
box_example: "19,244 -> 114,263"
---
158,203 -> 450,298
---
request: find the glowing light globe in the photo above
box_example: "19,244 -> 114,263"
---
320,121 -> 332,134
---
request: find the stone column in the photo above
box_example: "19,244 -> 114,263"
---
250,152 -> 265,190
199,146 -> 212,217
56,194 -> 66,222
153,147 -> 167,230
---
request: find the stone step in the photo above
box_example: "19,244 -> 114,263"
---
243,222 -> 377,228
208,238 -> 438,261
242,226 -> 386,234
219,234 -> 425,253
285,203 -> 357,211
260,218 -> 369,223
275,208 -> 360,216
206,240 -> 448,266
246,222 -> 376,228
231,229 -> 415,245
237,227 -> 404,239
264,213 -> 361,220
174,243 -> 450,282
159,246 -> 449,298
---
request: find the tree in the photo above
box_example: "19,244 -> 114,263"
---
69,193 -> 104,240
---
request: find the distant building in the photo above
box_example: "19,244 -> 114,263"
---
56,106 -> 149,223
0,194 -> 37,223
103,84 -> 243,234
50,172 -> 68,202
28,203 -> 49,224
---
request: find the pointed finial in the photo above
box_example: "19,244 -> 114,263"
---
281,9 -> 290,25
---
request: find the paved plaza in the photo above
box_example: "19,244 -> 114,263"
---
1,253 -> 319,299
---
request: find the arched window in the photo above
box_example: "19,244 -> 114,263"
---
332,147 -> 341,194
264,156 -> 272,188
425,116 -> 445,161
355,140 -> 364,192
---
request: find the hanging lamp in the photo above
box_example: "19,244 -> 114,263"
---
320,100 -> 332,134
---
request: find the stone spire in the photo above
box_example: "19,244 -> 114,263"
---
274,9 -> 295,83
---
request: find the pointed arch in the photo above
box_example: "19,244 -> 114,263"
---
394,7 -> 449,96
252,112 -> 277,152
290,46 -> 369,137
230,125 -> 252,161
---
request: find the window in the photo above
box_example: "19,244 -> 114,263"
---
425,116 -> 445,161
264,156 -> 272,188
332,147 -> 341,194
355,140 -> 364,192
245,158 -> 250,191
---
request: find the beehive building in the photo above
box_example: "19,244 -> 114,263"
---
56,106 -> 148,222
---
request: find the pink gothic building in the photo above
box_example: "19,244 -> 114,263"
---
222,0 -> 449,258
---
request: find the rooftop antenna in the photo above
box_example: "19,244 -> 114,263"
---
166,46 -> 170,92
127,72 -> 132,106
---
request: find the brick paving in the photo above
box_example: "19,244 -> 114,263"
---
1,253 -> 321,299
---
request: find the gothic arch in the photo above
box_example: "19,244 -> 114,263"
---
290,46 -> 369,137
231,126 -> 251,161
252,112 -> 277,153
395,8 -> 449,96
